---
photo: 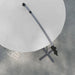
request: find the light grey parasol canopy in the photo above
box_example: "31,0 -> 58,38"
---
0,0 -> 66,52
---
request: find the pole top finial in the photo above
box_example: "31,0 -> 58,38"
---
22,3 -> 26,6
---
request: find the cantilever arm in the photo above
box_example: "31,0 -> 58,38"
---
22,3 -> 58,56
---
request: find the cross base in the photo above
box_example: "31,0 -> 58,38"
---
39,47 -> 54,63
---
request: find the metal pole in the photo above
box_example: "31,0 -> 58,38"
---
22,3 -> 58,56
